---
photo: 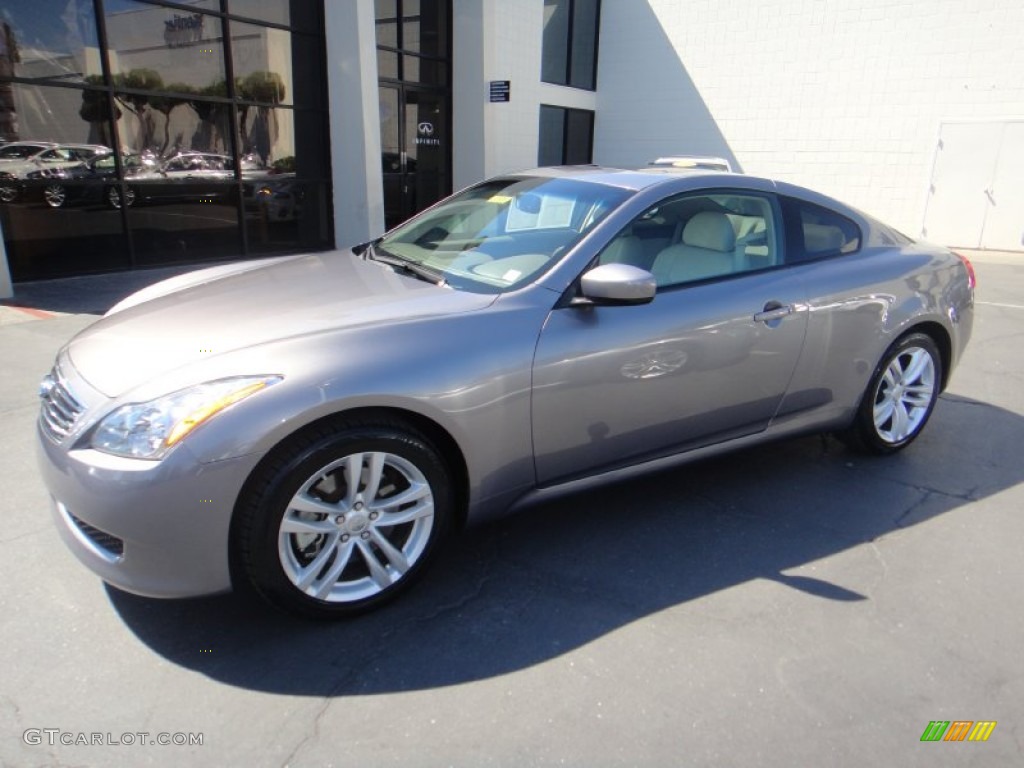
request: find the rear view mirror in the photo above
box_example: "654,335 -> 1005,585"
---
514,193 -> 542,215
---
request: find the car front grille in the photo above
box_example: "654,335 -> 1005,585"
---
39,367 -> 86,442
66,508 -> 125,560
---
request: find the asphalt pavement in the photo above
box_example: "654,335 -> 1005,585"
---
0,251 -> 1021,767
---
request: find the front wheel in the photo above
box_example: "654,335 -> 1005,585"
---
842,332 -> 942,454
236,420 -> 453,618
0,185 -> 18,203
44,184 -> 67,208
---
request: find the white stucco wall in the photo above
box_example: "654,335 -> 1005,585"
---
453,0 -> 597,191
594,0 -> 1024,238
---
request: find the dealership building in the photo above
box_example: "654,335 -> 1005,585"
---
1,0 -> 1022,290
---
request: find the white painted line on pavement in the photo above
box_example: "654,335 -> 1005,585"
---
977,301 -> 1024,311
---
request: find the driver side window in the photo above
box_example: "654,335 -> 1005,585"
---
599,193 -> 779,289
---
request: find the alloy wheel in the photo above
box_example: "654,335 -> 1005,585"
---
44,184 -> 67,208
276,450 -> 435,603
871,345 -> 936,444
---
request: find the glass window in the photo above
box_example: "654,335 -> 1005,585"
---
126,188 -> 241,267
377,50 -> 399,80
600,193 -> 781,288
241,103 -> 329,254
226,0 -> 290,27
106,1 -> 225,93
403,55 -> 447,87
114,89 -> 231,158
538,106 -> 565,167
377,176 -> 631,294
375,0 -> 399,48
541,0 -> 569,85
538,105 -> 593,166
0,81 -> 115,148
225,1 -> 320,34
542,0 -> 600,90
564,108 -> 593,164
230,22 -> 293,106
244,177 -> 330,254
0,87 -> 127,280
376,0 -> 447,83
400,0 -> 448,58
236,103 -> 295,174
780,196 -> 862,262
570,0 -> 600,90
1,0 -> 331,280
0,1 -> 102,84
379,88 -> 400,163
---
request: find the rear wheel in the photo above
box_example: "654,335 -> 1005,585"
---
842,332 -> 942,454
44,184 -> 67,208
0,185 -> 17,203
107,186 -> 135,209
236,419 -> 453,618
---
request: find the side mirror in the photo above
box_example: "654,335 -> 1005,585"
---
577,263 -> 656,306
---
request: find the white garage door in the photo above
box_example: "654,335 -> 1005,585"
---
922,120 -> 1024,251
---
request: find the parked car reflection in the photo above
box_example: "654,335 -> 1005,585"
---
0,143 -> 112,203
242,173 -> 302,222
22,152 -> 154,209
110,152 -> 237,209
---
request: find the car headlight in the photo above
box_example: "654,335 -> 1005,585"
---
91,375 -> 282,459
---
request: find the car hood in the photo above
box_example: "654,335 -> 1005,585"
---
68,251 -> 496,396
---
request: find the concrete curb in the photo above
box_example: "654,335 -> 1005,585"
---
0,304 -> 63,325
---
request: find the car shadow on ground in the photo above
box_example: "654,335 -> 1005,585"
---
107,393 -> 1022,696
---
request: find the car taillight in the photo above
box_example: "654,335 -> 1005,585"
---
953,251 -> 976,291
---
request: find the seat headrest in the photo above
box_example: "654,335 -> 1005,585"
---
682,212 -> 736,252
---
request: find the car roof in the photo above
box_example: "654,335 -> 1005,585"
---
2,140 -> 58,147
504,166 -> 874,231
0,141 -> 58,152
508,165 -> 769,193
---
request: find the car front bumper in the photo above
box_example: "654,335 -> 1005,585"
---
37,419 -> 257,598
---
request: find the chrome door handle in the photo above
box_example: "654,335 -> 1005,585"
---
754,303 -> 794,323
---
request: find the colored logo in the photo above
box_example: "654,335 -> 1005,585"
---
920,721 -> 997,742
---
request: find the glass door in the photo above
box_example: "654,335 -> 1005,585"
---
380,84 -> 449,231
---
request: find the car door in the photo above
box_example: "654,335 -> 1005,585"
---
531,191 -> 809,485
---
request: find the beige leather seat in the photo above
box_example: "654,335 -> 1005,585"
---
600,233 -> 646,268
652,211 -> 736,286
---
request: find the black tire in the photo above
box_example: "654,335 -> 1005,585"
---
0,185 -> 18,203
235,419 -> 453,619
841,332 -> 942,455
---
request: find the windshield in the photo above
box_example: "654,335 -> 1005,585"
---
376,175 -> 632,293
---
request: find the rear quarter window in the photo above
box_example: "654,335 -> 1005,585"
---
781,197 -> 861,263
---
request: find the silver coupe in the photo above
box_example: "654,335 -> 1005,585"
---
37,167 -> 975,618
